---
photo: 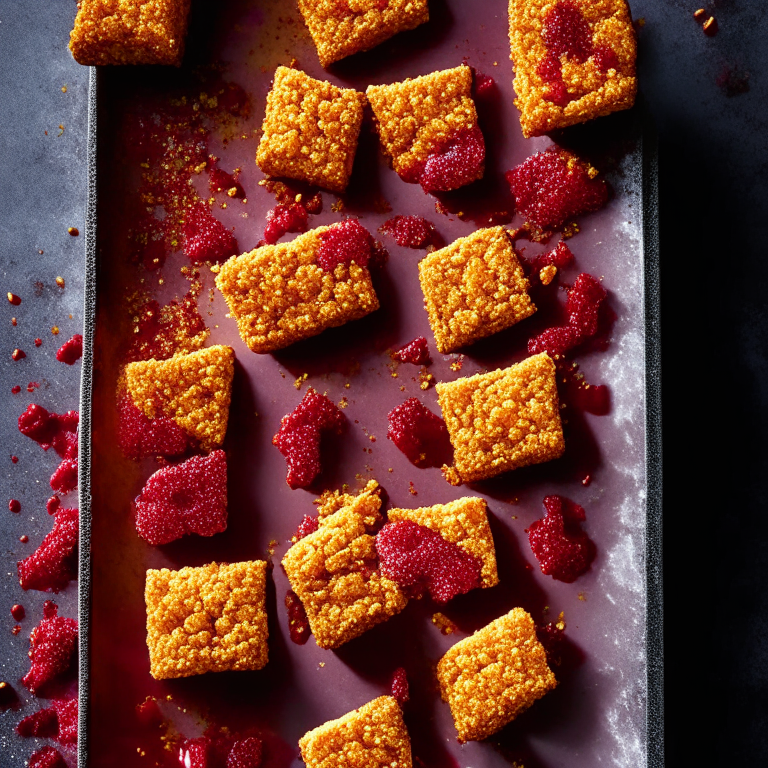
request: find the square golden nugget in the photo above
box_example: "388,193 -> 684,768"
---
69,0 -> 191,66
418,226 -> 535,354
437,608 -> 556,742
299,695 -> 413,768
388,497 -> 498,588
215,226 -> 379,354
437,352 -> 565,485
298,0 -> 429,68
124,345 -> 235,451
282,482 -> 407,649
256,67 -> 365,193
145,560 -> 269,680
508,0 -> 637,137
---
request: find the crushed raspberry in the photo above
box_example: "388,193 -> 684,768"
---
50,457 -> 78,494
528,495 -> 596,583
285,590 -> 311,645
8,293 -> 21,306
179,738 -> 210,768
134,450 -> 228,545
557,360 -> 611,415
527,240 -> 575,285
183,204 -> 239,264
527,325 -> 582,356
22,604 -> 78,694
418,127 -> 486,193
472,69 -> 496,98
390,667 -> 410,706
536,621 -> 566,666
9,499 -> 21,513
55,334 -> 83,365
542,1 -> 593,62
593,44 -> 620,73
376,520 -> 482,603
117,395 -> 192,460
53,697 -> 78,744
506,148 -> 609,232
210,167 -> 245,198
47,496 -> 61,515
17,707 -> 59,738
316,219 -> 374,272
380,216 -> 438,249
18,404 -> 79,459
545,80 -> 572,107
386,398 -> 453,468
12,604 -> 25,620
263,202 -> 308,245
18,507 -> 79,592
29,747 -> 67,768
273,388 -> 345,489
393,337 -> 431,365
537,53 -> 563,83
43,600 -> 58,619
227,737 -> 263,768
294,515 -> 319,540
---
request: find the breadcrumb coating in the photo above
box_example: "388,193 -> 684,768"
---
145,560 -> 268,680
366,66 -> 480,178
418,226 -> 535,354
437,353 -> 564,485
215,227 -> 379,354
508,0 -> 637,137
298,0 -> 429,68
299,695 -> 413,768
437,608 -> 556,742
69,0 -> 191,66
388,497 -> 498,588
124,345 -> 234,451
282,482 -> 407,649
257,67 -> 365,193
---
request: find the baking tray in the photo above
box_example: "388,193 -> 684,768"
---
78,1 -> 662,766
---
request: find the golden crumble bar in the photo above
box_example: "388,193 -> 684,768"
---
437,607 -> 556,742
282,482 -> 407,649
298,0 -> 429,68
215,226 -> 379,354
124,345 -> 235,451
388,497 -> 498,588
256,67 -> 365,193
509,0 -> 637,137
299,695 -> 413,768
437,352 -> 564,485
69,0 -> 191,66
418,226 -> 535,354
145,560 -> 268,680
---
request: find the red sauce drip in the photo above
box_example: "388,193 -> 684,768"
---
34,338 -> 43,347
557,360 -> 611,415
55,334 -> 83,365
17,707 -> 59,738
43,600 -> 58,619
135,697 -> 164,727
263,202 -> 308,245
386,398 -> 453,468
9,499 -> 21,513
472,69 -> 496,98
50,457 -> 78,494
11,604 -> 25,621
393,337 -> 431,366
294,515 -> 319,541
316,219 -> 374,272
416,126 -> 486,193
285,590 -> 311,645
542,1 -> 593,62
380,216 -> 438,249
8,293 -> 21,306
22,604 -> 78,694
117,395 -> 192,460
183,203 -> 239,265
29,746 -> 67,768
526,240 -> 575,285
11,455 -> 18,464
390,667 -> 410,706
47,496 -> 61,515
12,348 -> 26,361
19,535 -> 28,544
18,405 -> 79,459
18,507 -> 79,593
11,385 -> 21,394
209,166 -> 245,198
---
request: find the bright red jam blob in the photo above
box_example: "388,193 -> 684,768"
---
380,216 -> 439,249
18,405 -> 79,459
117,395 -> 192,460
18,507 -> 79,593
12,348 -> 26,361
55,334 -> 83,365
0,681 -> 17,708
134,450 -> 227,546
273,388 -> 345,489
294,515 -> 319,541
9,499 -> 21,513
542,1 -> 593,62
11,604 -> 25,621
263,202 -> 308,245
386,398 -> 453,468
179,738 -> 210,768
376,520 -> 482,603
418,126 -> 486,193
29,746 -> 67,768
285,590 -> 311,645
17,707 -> 59,738
472,69 -> 496,98
316,219 -> 374,272
528,495 -> 596,582
391,667 -> 410,706
50,457 -> 78,494
393,337 -> 431,365
35,338 -> 43,347
22,604 -> 78,694
183,203 -> 239,265
11,385 -> 21,395
178,733 -> 262,768
53,697 -> 78,744
47,496 -> 61,515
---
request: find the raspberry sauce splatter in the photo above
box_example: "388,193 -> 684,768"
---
380,216 -> 439,249
183,203 -> 239,264
11,604 -> 25,621
18,405 -> 79,459
386,398 -> 453,468
29,747 -> 67,768
472,69 -> 496,98
12,348 -> 26,361
390,667 -> 410,706
294,515 -> 319,541
49,457 -> 78,494
9,499 -> 21,513
417,127 -> 486,194
227,737 -> 263,768
263,202 -> 308,245
558,360 -> 611,415
18,507 -> 78,593
285,590 -> 311,645
55,334 -> 83,365
527,240 -> 575,285
117,395 -> 193,460
316,219 -> 374,272
178,732 -> 263,768
393,337 -> 431,366
209,166 -> 245,198
17,707 -> 59,738
22,603 -> 78,694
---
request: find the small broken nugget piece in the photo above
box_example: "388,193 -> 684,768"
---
145,560 -> 268,680
298,0 -> 429,68
281,481 -> 407,649
256,67 -> 365,193
124,345 -> 235,451
508,0 -> 637,137
418,226 -> 535,354
299,695 -> 413,768
437,607 -> 556,742
215,224 -> 379,354
437,352 -> 564,485
366,66 -> 485,192
69,0 -> 191,66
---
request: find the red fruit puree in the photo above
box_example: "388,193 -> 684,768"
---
29,747 -> 67,768
134,450 -> 227,546
294,515 -> 319,540
380,216 -> 438,249
316,219 -> 374,272
209,166 -> 245,199
386,398 -> 453,468
178,734 -> 263,768
393,336 -> 431,366
22,603 -> 78,694
263,202 -> 308,245
17,697 -> 77,744
273,388 -> 345,489
409,126 -> 486,194
18,506 -> 79,592
118,395 -> 192,460
49,457 -> 78,494
18,404 -> 78,459
390,667 -> 410,706
55,334 -> 83,365
183,203 -> 238,264
528,240 -> 574,283
285,590 -> 311,645
528,495 -> 596,583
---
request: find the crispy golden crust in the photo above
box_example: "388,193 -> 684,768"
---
69,0 -> 191,66
418,226 -> 535,354
282,482 -> 407,649
256,67 -> 365,193
366,65 -> 480,177
299,696 -> 413,768
215,227 -> 379,354
508,0 -> 637,137
437,608 -> 556,742
298,0 -> 429,68
124,345 -> 235,451
388,497 -> 498,588
145,561 -> 268,680
437,353 -> 564,485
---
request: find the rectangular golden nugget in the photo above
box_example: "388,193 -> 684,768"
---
299,695 -> 413,768
256,67 -> 365,193
388,497 -> 498,588
437,352 -> 565,485
282,482 -> 407,649
509,0 -> 637,137
418,226 -> 535,353
437,608 -> 556,742
69,0 -> 191,66
298,0 -> 429,68
145,560 -> 268,680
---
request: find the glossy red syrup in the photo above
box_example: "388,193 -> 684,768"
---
54,697 -> 78,744
527,240 -> 574,285
134,450 -> 228,545
273,388 -> 346,489
263,202 -> 308,245
209,166 -> 245,199
49,457 -> 78,494
386,398 -> 453,468
527,495 -> 596,583
391,667 -> 410,706
47,496 -> 60,515
11,455 -> 18,464
183,203 -> 239,265
129,214 -> 168,271
285,590 -> 311,645
294,514 -> 319,540
28,382 -> 40,393
393,337 -> 431,366
11,604 -> 25,621
8,293 -> 21,305
29,746 -> 67,768
417,127 -> 486,193
18,507 -> 79,592
35,338 -> 43,347
376,521 -> 482,603
472,69 -> 496,98
118,395 -> 192,460
557,360 -> 611,415
380,215 -> 439,249
18,404 -> 79,459
11,385 -> 21,395
17,707 -> 59,738
9,499 -> 21,513
12,348 -> 26,361
55,334 -> 83,365
316,219 -> 374,271
22,603 -> 78,694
